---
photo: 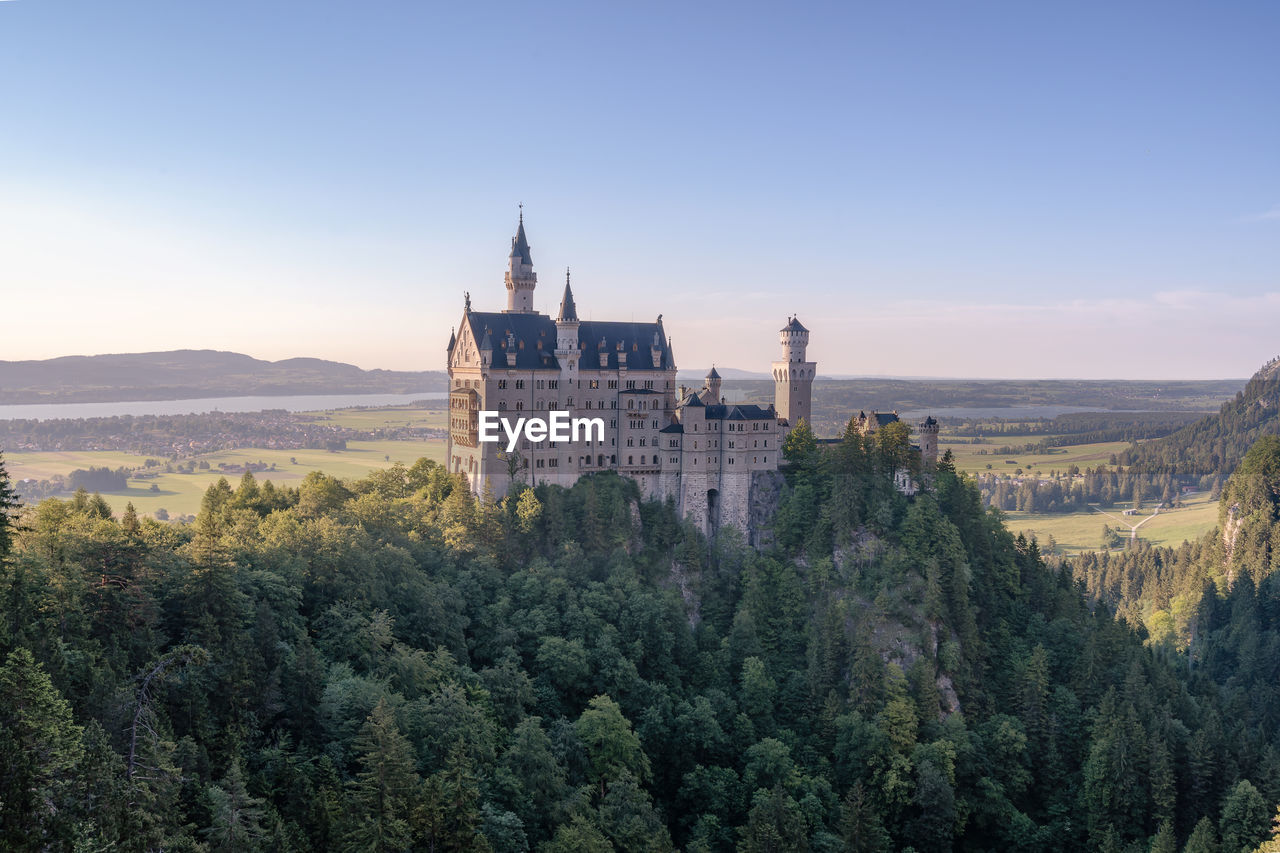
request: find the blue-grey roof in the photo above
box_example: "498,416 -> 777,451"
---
462,312 -> 673,371
557,275 -> 578,322
704,403 -> 775,421
659,422 -> 684,434
781,316 -> 808,333
706,365 -> 721,379
510,216 -> 533,265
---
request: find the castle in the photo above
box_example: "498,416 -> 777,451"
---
446,215 -> 934,538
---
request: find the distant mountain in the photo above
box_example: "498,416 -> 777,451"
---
0,350 -> 446,404
676,367 -> 770,381
1122,356 -> 1280,486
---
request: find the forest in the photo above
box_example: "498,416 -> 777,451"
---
1,416 -> 1279,851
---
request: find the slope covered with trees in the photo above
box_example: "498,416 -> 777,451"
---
1121,357 -> 1280,491
1,426 -> 1278,851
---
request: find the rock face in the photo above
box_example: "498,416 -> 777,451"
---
747,470 -> 786,549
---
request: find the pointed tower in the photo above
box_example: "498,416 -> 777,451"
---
555,269 -> 581,392
772,316 -> 815,429
704,365 -> 722,403
504,209 -> 537,313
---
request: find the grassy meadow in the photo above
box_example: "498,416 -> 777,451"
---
940,436 -> 1222,554
1002,490 -> 1220,555
939,438 -> 1132,478
7,425 -> 445,519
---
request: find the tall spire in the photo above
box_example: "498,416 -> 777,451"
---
504,206 -> 537,312
557,267 -> 578,322
510,206 -> 533,266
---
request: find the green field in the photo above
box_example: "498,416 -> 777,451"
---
1003,490 -> 1220,555
7,439 -> 445,519
939,438 -> 1131,478
298,405 -> 447,430
938,437 -> 1221,554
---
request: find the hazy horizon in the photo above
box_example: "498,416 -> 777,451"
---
2,1 -> 1275,379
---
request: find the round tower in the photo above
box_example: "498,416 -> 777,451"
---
772,315 -> 816,429
504,209 -> 537,313
918,416 -> 940,468
705,365 -> 722,402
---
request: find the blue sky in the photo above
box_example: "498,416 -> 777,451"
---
1,1 -> 1276,378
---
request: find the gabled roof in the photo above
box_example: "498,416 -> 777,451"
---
461,312 -> 674,372
659,422 -> 684,434
704,403 -> 776,421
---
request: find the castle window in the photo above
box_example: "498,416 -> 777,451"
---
644,380 -> 653,389
515,380 -> 525,390
611,401 -> 617,409
585,400 -> 591,409
536,459 -> 544,468
499,401 -> 507,410
627,438 -> 634,447
764,440 -> 768,447
753,440 -> 757,448
764,456 -> 768,463
598,455 -> 605,466
627,400 -> 634,410
652,420 -> 658,429
498,380 -> 507,390
611,455 -> 617,464
628,456 -> 633,465
549,380 -> 558,389
537,399 -> 544,409
754,457 -> 758,463
590,379 -> 599,389
549,458 -> 558,468
626,380 -> 636,389
669,439 -> 678,448
608,380 -> 618,389
671,456 -> 678,464
536,380 -> 545,389
567,396 -> 574,406
728,441 -> 734,449
652,400 -> 659,410
729,458 -> 734,464
610,419 -> 617,428
639,438 -> 646,446
516,401 -> 523,411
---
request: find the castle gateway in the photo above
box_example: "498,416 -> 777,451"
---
446,215 -> 903,539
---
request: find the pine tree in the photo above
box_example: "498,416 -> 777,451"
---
344,698 -> 420,853
0,647 -> 86,850
202,758 -> 268,852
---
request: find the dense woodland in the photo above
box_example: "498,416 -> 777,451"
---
1,415 -> 1280,851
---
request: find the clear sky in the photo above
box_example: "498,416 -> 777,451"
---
1,1 -> 1276,378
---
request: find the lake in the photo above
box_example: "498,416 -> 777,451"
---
895,405 -> 1129,420
0,392 -> 446,421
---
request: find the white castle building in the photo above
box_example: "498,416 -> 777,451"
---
446,214 -> 817,538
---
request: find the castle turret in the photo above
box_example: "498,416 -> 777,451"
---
772,315 -> 815,428
918,416 -> 939,468
705,365 -> 722,403
555,269 -> 580,382
504,210 -> 537,313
